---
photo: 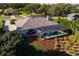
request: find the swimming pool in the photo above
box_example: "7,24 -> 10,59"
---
42,31 -> 63,38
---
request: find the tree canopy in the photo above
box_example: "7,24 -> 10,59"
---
0,3 -> 79,16
0,31 -> 23,56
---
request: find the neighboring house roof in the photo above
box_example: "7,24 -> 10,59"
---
4,8 -> 14,15
67,13 -> 79,19
17,16 -> 67,32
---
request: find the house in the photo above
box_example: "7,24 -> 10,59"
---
3,8 -> 14,15
16,16 -> 71,51
15,16 -> 71,39
3,16 -> 71,51
67,13 -> 79,21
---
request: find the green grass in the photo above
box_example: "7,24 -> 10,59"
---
15,15 -> 22,19
52,16 -> 67,22
20,11 -> 42,16
22,13 -> 42,16
0,12 -> 42,20
0,15 -> 10,20
0,15 -> 22,20
0,21 -> 3,29
31,42 -> 44,51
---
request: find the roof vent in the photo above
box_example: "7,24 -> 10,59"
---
47,15 -> 50,21
47,14 -> 51,21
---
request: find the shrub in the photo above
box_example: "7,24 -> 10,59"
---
10,19 -> 15,24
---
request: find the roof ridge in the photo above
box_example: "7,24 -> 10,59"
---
22,17 -> 32,27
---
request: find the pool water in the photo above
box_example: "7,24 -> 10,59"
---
42,31 -> 62,38
52,31 -> 62,35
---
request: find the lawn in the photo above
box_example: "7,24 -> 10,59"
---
0,15 -> 23,20
31,41 -> 45,51
52,16 -> 67,22
20,11 -> 42,16
0,21 -> 3,29
0,11 -> 42,20
15,15 -> 22,19
0,15 -> 10,20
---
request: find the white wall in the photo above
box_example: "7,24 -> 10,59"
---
4,20 -> 17,31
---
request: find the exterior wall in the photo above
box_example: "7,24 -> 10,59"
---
8,25 -> 17,31
3,20 -> 17,31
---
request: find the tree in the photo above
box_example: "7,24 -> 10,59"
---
0,31 -> 23,56
58,18 -> 77,33
38,4 -> 51,15
24,3 -> 41,13
48,3 -> 76,16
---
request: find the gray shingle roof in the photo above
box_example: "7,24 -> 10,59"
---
15,17 -> 30,27
36,25 -> 67,33
22,16 -> 58,29
4,8 -> 14,15
68,13 -> 79,18
22,16 -> 67,31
